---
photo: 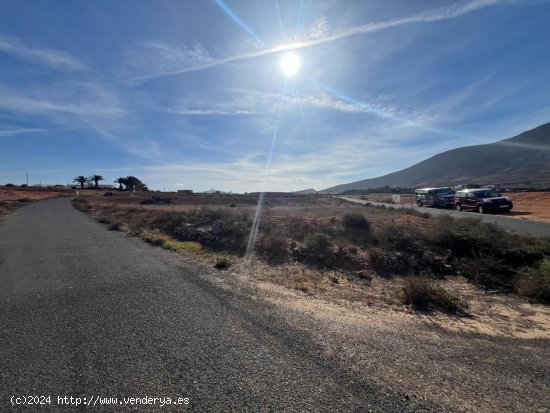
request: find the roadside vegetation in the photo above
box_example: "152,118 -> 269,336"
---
0,200 -> 20,217
73,194 -> 550,311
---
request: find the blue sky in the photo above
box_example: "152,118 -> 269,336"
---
1,0 -> 549,192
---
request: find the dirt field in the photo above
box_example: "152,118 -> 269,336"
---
0,186 -> 75,201
505,192 -> 550,223
358,191 -> 550,223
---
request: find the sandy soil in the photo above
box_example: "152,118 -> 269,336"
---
211,267 -> 550,413
505,192 -> 550,223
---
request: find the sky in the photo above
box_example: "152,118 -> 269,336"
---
1,0 -> 549,192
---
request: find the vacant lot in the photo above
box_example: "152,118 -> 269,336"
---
74,192 -> 550,308
69,192 -> 550,412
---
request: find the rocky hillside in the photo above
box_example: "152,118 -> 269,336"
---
323,122 -> 550,192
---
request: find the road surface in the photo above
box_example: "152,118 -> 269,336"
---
0,198 -> 432,412
340,196 -> 550,236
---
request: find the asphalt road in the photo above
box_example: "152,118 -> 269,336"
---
340,196 -> 550,236
0,198 -> 434,412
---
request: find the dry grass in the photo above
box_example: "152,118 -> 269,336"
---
140,231 -> 203,255
402,276 -> 467,315
0,200 -> 19,218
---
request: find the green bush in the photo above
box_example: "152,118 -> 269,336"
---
402,277 -> 467,315
517,258 -> 550,303
215,255 -> 233,270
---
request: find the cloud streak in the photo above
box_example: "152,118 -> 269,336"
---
0,34 -> 87,71
0,85 -> 125,119
0,127 -> 48,137
124,0 -> 502,83
168,88 -> 402,119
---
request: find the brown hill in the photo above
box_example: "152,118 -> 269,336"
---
323,122 -> 550,193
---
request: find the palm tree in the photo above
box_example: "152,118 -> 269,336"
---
90,174 -> 105,189
114,177 -> 127,191
73,175 -> 89,189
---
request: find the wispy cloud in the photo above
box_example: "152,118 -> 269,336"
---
167,108 -> 259,116
297,0 -> 501,46
0,84 -> 125,118
0,34 -> 87,71
0,127 -> 48,137
136,133 -> 448,192
123,0 -> 503,83
167,88 -> 406,120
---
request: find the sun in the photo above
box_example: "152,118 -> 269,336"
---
280,52 -> 301,77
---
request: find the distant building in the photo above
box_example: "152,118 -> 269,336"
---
177,189 -> 193,194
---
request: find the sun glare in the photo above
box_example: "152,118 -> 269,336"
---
280,52 -> 301,77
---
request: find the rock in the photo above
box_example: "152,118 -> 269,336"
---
355,270 -> 372,281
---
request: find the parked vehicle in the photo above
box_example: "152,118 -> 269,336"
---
415,187 -> 455,208
454,188 -> 513,213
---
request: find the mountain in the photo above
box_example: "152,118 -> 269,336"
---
201,189 -> 229,194
323,122 -> 550,193
292,188 -> 318,194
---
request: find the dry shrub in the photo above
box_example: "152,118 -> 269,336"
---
290,220 -> 314,241
257,235 -> 288,264
304,232 -> 332,255
402,277 -> 467,315
341,212 -> 370,231
298,232 -> 352,269
72,198 -> 90,211
517,258 -> 550,303
369,249 -> 411,277
456,254 -> 516,290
